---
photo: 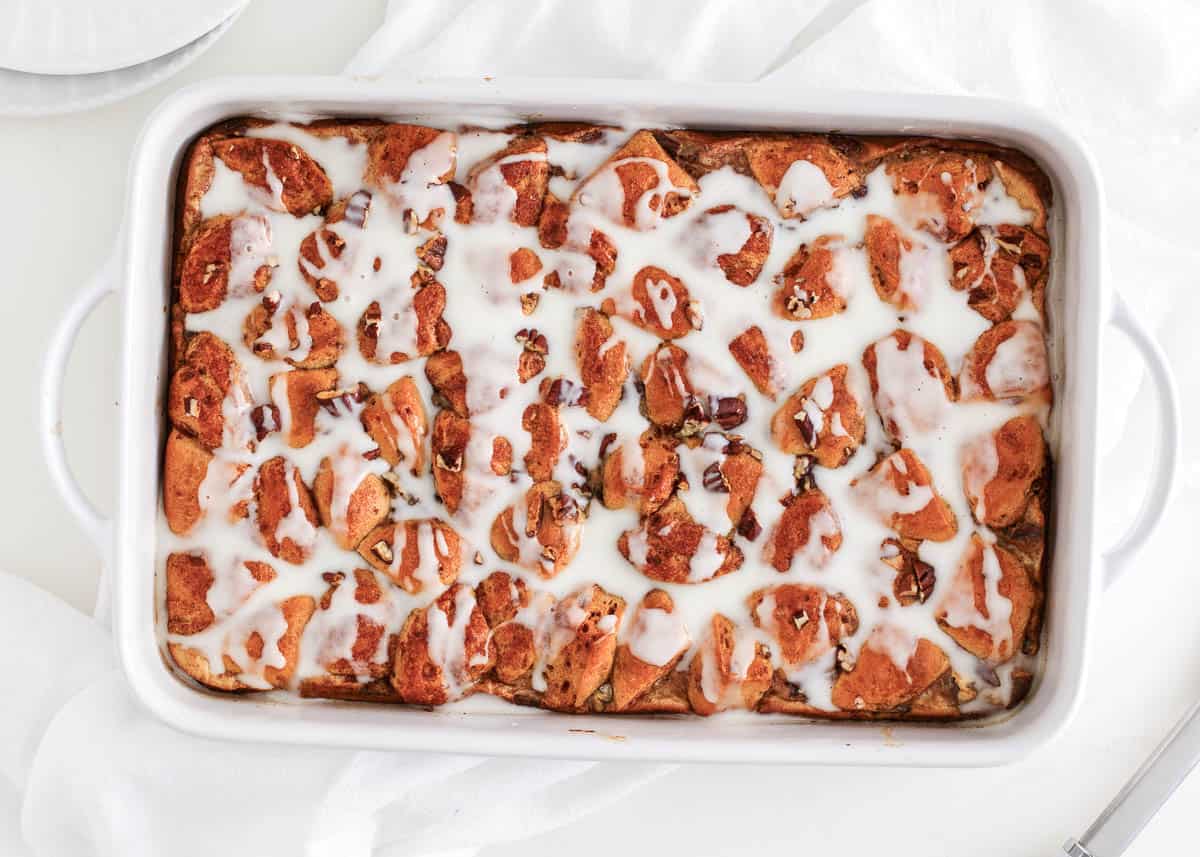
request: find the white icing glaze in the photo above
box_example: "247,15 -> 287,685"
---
625,605 -> 689,667
777,159 -> 834,218
985,321 -> 1050,399
870,331 -> 951,440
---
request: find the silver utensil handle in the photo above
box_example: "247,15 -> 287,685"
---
1066,696 -> 1200,856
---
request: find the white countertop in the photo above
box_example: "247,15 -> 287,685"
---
2,2 -> 1196,854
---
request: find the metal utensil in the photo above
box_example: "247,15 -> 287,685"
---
1063,697 -> 1200,856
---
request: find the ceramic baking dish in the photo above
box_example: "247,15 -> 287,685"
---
41,76 -> 1180,765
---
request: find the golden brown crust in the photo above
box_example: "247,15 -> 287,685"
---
963,415 -> 1047,529
959,320 -> 1052,403
862,329 -> 956,443
949,225 -> 1050,322
491,481 -> 583,579
748,583 -> 857,667
728,325 -> 780,399
312,455 -> 390,551
431,410 -> 470,513
600,432 -> 679,514
572,129 -> 699,228
761,489 -> 842,572
625,266 -> 696,339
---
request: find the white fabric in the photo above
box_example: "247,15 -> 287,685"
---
10,0 -> 1200,854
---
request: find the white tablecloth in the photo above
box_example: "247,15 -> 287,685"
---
6,1 -> 1198,854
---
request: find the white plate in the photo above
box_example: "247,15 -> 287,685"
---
0,6 -> 244,118
0,0 -> 247,76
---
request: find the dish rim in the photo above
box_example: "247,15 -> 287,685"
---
114,75 -> 1104,765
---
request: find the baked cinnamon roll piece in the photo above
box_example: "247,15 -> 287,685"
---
254,456 -> 320,564
622,266 -> 698,340
744,135 -> 862,219
430,410 -> 470,514
166,552 -> 313,692
600,432 -> 679,514
466,135 -> 549,227
689,205 -> 773,286
830,629 -> 952,714
364,124 -> 457,228
424,350 -> 468,418
357,279 -> 451,364
935,533 -> 1036,665
306,568 -> 403,682
862,329 -> 956,443
244,296 -> 343,368
772,235 -> 854,320
312,447 -> 390,551
179,214 -> 275,312
771,364 -> 865,468
675,432 -> 763,532
851,449 -> 958,542
611,589 -> 690,712
962,415 -> 1047,529
267,367 -> 339,448
886,147 -> 991,242
574,308 -> 629,421
167,332 -> 246,449
948,225 -> 1050,322
959,320 -> 1052,403
392,583 -> 490,705
618,495 -> 743,584
359,376 -> 428,475
863,214 -> 946,310
572,129 -> 699,230
762,488 -> 843,572
538,585 -> 625,712
162,429 -> 212,536
298,190 -> 373,301
211,137 -> 334,217
474,571 -> 545,691
639,343 -> 696,431
165,552 -> 275,636
491,481 -> 583,579
687,614 -> 772,715
728,325 -> 783,399
751,583 -> 857,713
356,518 -> 462,594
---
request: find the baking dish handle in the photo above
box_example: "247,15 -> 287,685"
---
1102,292 -> 1181,587
40,253 -> 118,552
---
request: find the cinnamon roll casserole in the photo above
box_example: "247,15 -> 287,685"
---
161,118 -> 1053,720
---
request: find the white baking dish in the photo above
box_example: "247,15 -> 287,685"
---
40,76 -> 1181,765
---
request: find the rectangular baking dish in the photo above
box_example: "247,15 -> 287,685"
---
43,75 -> 1179,765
